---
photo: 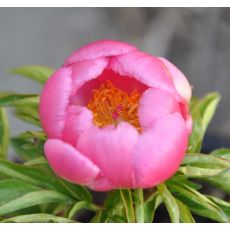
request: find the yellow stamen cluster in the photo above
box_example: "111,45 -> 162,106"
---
87,81 -> 141,131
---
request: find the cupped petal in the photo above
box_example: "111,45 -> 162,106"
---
138,88 -> 180,129
39,67 -> 72,138
158,57 -> 192,103
109,51 -> 180,100
133,113 -> 188,188
62,106 -> 93,146
70,57 -> 108,98
64,40 -> 137,66
45,139 -> 100,185
77,122 -> 139,188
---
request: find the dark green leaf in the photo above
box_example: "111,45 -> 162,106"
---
68,201 -> 88,219
157,183 -> 180,223
0,179 -> 40,206
9,65 -> 54,84
0,107 -> 9,159
2,213 -> 73,223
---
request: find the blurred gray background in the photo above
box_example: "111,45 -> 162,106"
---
0,8 -> 230,150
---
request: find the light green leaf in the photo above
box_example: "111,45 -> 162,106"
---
179,166 -> 227,177
188,93 -> 221,153
143,191 -> 162,223
182,153 -> 230,169
0,107 -> 9,159
211,149 -> 230,162
169,184 -> 228,222
9,65 -> 54,84
0,94 -> 39,107
24,156 -> 47,166
157,183 -> 180,223
176,199 -> 195,223
14,105 -> 40,126
0,190 -> 73,216
2,214 -> 73,223
68,201 -> 88,219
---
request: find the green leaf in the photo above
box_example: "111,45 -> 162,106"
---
143,191 -> 162,223
188,93 -> 221,153
182,153 -> 230,169
0,159 -> 89,201
211,149 -> 230,162
11,137 -> 44,161
0,94 -> 39,107
202,171 -> 230,194
120,189 -> 135,223
67,201 -> 88,219
9,65 -> 54,84
207,195 -> 230,218
24,156 -> 47,166
169,184 -> 228,222
0,190 -> 73,216
0,179 -> 40,206
179,166 -> 227,177
0,107 -> 9,159
14,105 -> 40,126
176,199 -> 195,223
157,183 -> 180,223
2,214 -> 73,223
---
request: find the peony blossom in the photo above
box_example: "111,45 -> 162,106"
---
39,40 -> 192,191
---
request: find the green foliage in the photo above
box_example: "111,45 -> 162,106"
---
0,108 -> 9,159
9,65 -> 54,84
0,65 -> 229,223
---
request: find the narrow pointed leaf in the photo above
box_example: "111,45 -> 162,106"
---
157,184 -> 180,223
9,65 -> 54,84
0,108 -> 9,159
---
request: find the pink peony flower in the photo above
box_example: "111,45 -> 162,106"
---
39,40 -> 192,191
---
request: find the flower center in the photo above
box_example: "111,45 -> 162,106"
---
87,80 -> 141,131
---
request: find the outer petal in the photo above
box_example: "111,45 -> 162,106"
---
138,88 -> 180,129
39,67 -> 72,138
45,139 -> 100,185
64,40 -> 137,66
133,113 -> 188,188
158,57 -> 192,103
62,106 -> 93,146
109,51 -> 180,100
77,122 -> 139,187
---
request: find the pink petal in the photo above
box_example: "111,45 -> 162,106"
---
77,122 -> 139,188
88,174 -> 116,191
133,113 -> 188,188
64,40 -> 137,66
138,88 -> 180,129
62,106 -> 93,146
39,68 -> 72,138
70,57 -> 108,97
158,57 -> 192,103
109,51 -> 180,100
45,139 -> 100,185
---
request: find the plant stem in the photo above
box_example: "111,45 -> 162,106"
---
134,188 -> 145,223
120,189 -> 136,223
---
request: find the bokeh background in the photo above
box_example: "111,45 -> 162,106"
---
0,8 -> 230,222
